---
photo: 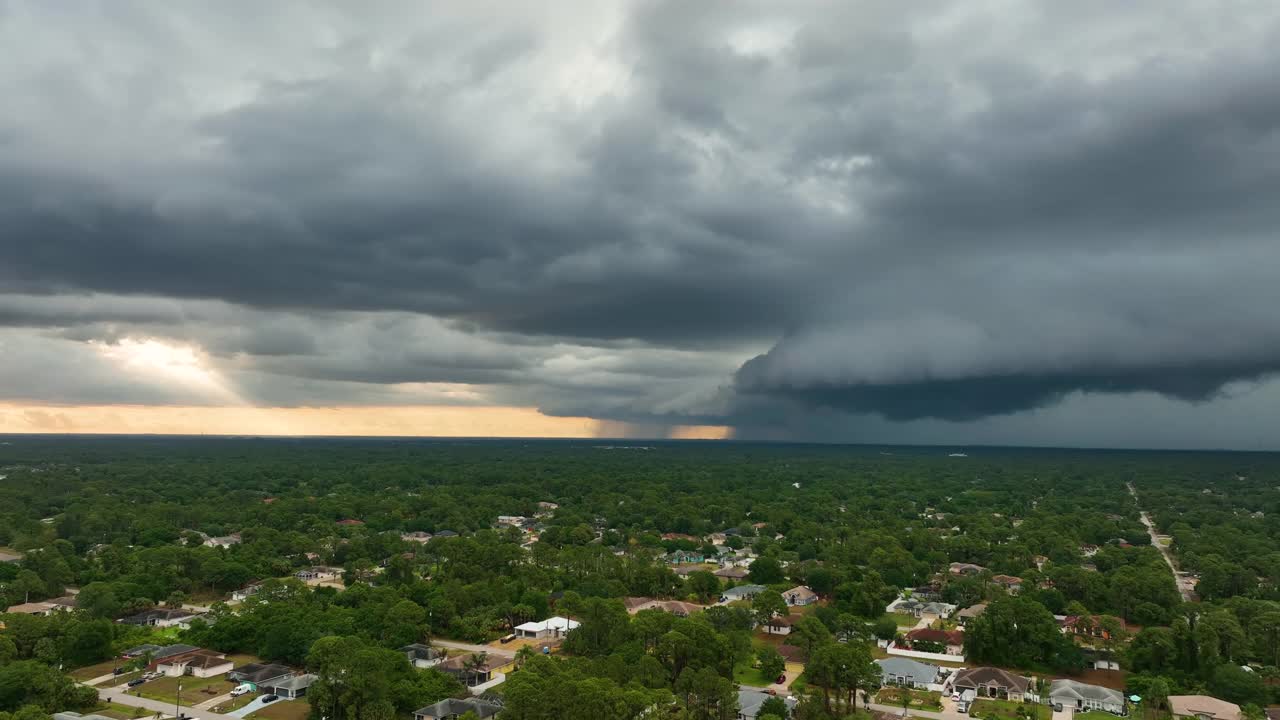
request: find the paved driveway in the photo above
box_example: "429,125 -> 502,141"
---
229,696 -> 274,718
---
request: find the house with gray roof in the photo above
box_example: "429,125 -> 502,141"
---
876,657 -> 941,688
738,688 -> 797,719
265,674 -> 317,700
721,584 -> 766,602
413,697 -> 502,720
1050,679 -> 1125,714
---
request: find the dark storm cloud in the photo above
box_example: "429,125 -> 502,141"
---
3,0 -> 1280,438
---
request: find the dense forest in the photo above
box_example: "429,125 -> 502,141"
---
2,437 -> 1280,720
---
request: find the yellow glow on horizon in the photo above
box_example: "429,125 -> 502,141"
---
0,403 -> 731,440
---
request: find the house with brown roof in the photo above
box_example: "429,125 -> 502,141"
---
714,566 -> 750,580
990,575 -> 1024,594
906,628 -> 965,655
1170,696 -> 1241,720
951,667 -> 1033,702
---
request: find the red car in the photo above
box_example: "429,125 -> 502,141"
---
776,674 -> 786,684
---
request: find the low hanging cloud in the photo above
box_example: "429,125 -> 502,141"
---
2,1 -> 1280,444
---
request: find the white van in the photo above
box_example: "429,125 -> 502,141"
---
230,684 -> 254,697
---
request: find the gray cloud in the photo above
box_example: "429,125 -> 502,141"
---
2,0 -> 1280,445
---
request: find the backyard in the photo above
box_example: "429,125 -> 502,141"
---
877,687 -> 943,711
91,702 -> 147,720
733,661 -> 781,688
887,612 -> 920,628
969,699 -> 1051,720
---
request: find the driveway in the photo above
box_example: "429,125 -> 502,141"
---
1052,706 -> 1072,720
93,687 -> 236,720
228,696 -> 273,718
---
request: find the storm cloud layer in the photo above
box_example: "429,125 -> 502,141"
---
3,0 -> 1280,446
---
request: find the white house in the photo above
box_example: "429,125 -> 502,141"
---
1050,679 -> 1126,715
514,616 -> 580,639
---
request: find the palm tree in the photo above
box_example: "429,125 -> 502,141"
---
515,645 -> 534,669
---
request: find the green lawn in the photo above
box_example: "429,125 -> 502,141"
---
211,693 -> 260,714
887,612 -> 920,627
249,699 -> 311,720
71,659 -> 130,681
969,698 -> 1051,720
92,702 -> 147,720
135,673 -> 233,706
733,661 -> 776,687
877,687 -> 943,711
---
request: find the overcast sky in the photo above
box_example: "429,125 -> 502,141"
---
3,0 -> 1280,448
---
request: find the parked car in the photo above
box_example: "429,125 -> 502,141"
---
500,633 -> 516,644
127,678 -> 146,687
113,667 -> 128,675
261,695 -> 279,704
775,674 -> 786,684
230,685 -> 253,697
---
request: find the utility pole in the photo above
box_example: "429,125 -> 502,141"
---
175,681 -> 182,720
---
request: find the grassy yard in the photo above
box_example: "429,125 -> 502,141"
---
211,693 -> 260,714
733,661 -> 778,688
877,687 -> 943,711
249,699 -> 311,720
969,698 -> 1051,720
135,673 -> 233,706
92,702 -> 148,720
70,659 -> 141,682
227,653 -> 264,667
887,612 -> 920,627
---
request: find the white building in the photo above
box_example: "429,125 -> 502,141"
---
514,616 -> 579,639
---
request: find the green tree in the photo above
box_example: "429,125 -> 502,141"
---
757,646 -> 785,681
749,557 -> 785,585
687,572 -> 722,604
753,590 -> 788,631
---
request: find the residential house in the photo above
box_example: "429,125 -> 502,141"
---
438,654 -> 510,687
761,614 -> 794,636
296,567 -> 339,582
401,644 -> 446,668
156,649 -> 234,678
876,657 -> 941,689
232,583 -> 263,602
895,599 -> 957,620
738,688 -> 798,720
54,713 -> 116,720
950,562 -> 987,576
1034,555 -> 1050,570
721,585 -> 766,602
956,603 -> 988,626
495,515 -> 527,528
784,586 -> 819,606
951,667 -> 1033,702
1169,696 -> 1241,720
1049,679 -> 1125,714
514,616 -> 579,640
707,533 -> 728,546
905,628 -> 965,655
714,566 -> 750,581
661,532 -> 701,543
203,533 -> 242,549
402,531 -> 434,544
5,598 -> 75,616
122,643 -> 198,661
413,697 -> 502,720
265,674 -> 317,700
227,663 -> 296,689
665,550 -> 705,564
434,530 -> 459,538
119,608 -> 198,628
1081,544 -> 1100,557
336,519 -> 365,527
991,575 -> 1024,594
1061,615 -> 1125,640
